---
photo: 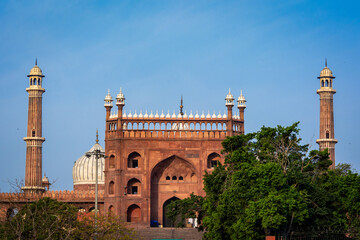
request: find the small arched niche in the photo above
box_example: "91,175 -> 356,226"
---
109,155 -> 115,169
207,152 -> 221,169
108,205 -> 114,215
128,152 -> 141,168
109,181 -> 115,195
127,178 -> 141,195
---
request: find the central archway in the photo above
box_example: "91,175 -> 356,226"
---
163,197 -> 179,227
150,155 -> 198,225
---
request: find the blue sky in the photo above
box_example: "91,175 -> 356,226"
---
0,0 -> 359,192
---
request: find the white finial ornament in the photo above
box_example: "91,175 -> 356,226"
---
189,110 -> 194,119
195,111 -> 199,119
212,111 -> 217,119
206,111 -> 211,119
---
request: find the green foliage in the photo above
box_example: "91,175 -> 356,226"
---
0,198 -> 135,240
75,212 -> 135,239
0,197 -> 79,240
166,123 -> 360,240
165,193 -> 205,228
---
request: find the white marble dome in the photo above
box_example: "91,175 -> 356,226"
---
72,143 -> 105,186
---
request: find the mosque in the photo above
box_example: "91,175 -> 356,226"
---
0,61 -> 337,227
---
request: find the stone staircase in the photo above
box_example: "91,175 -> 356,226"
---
134,227 -> 203,240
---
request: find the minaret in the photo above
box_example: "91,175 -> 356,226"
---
22,59 -> 46,193
225,89 -> 234,136
316,60 -> 337,169
237,90 -> 246,134
116,88 -> 125,132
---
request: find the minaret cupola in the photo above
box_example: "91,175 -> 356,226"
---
27,59 -> 45,88
237,90 -> 246,108
104,89 -> 113,107
116,88 -> 125,106
318,59 -> 335,89
225,88 -> 234,106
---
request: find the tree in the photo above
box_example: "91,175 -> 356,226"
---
0,197 -> 79,240
167,123 -> 360,239
75,212 -> 136,240
165,193 -> 204,228
0,198 -> 136,240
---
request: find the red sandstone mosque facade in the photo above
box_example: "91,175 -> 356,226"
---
0,61 -> 337,226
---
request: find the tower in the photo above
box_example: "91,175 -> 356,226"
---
316,60 -> 337,169
237,90 -> 246,134
22,60 -> 46,193
225,89 -> 234,136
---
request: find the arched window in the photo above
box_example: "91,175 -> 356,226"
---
321,80 -> 324,87
128,152 -> 141,168
166,176 -> 170,180
326,80 -> 329,87
207,152 -> 221,169
127,204 -> 141,222
127,178 -> 141,195
109,205 -> 114,214
109,181 -> 115,195
179,176 -> 183,181
32,130 -> 35,137
326,131 -> 330,139
172,176 -> 177,181
109,155 -> 115,169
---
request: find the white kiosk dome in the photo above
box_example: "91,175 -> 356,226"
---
72,142 -> 105,188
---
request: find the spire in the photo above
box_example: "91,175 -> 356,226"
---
180,95 -> 184,116
96,129 -> 99,144
35,58 -> 37,66
325,58 -> 327,67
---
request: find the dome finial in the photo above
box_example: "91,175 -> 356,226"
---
96,129 -> 99,144
325,58 -> 327,67
35,58 -> 37,66
180,95 -> 184,116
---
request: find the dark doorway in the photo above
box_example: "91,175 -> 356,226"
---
163,197 -> 180,227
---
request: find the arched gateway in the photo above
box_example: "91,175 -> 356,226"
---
150,155 -> 197,226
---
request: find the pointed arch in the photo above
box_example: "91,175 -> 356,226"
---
127,178 -> 141,195
207,152 -> 221,169
127,204 -> 141,222
128,152 -> 141,168
109,155 -> 115,169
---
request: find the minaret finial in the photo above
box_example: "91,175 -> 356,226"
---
180,95 -> 184,116
35,58 -> 37,66
96,129 -> 99,144
325,58 -> 327,67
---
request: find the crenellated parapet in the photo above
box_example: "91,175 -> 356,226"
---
104,88 -> 246,140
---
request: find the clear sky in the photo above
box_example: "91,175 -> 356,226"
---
0,0 -> 359,192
